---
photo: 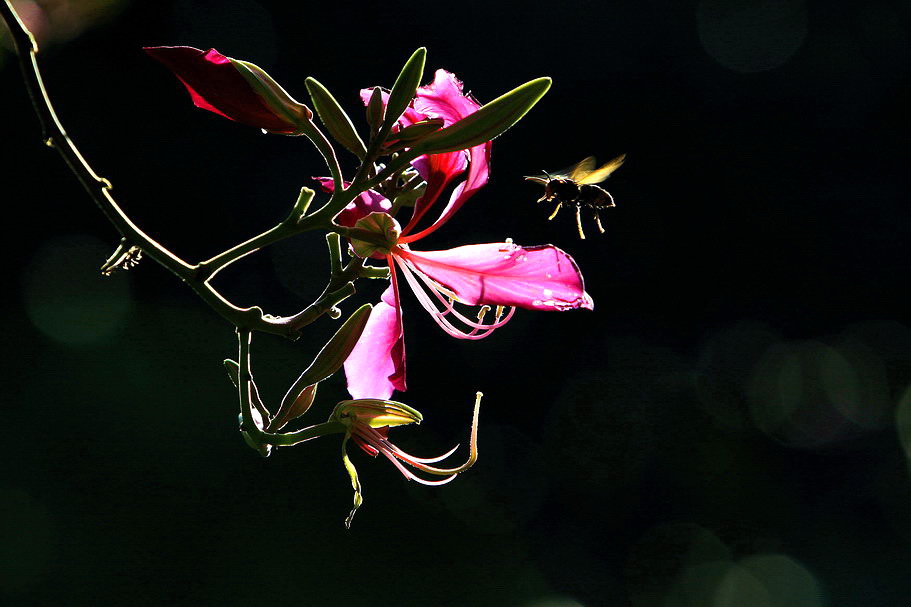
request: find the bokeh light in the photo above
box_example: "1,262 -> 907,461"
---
747,340 -> 862,447
22,234 -> 132,345
697,0 -> 807,72
0,0 -> 129,50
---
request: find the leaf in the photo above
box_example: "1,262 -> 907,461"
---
378,47 -> 426,141
413,77 -> 551,155
306,77 -> 367,159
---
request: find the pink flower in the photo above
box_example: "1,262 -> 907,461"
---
359,69 -> 491,242
145,46 -> 312,134
344,213 -> 593,399
332,395 -> 480,527
341,69 -> 593,400
313,177 -> 391,228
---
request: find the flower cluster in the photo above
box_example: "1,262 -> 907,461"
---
147,46 -> 594,525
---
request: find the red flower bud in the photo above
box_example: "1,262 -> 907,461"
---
145,46 -> 312,134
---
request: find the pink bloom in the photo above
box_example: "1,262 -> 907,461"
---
313,177 -> 391,228
145,46 -> 311,134
341,70 -> 593,400
345,216 -> 593,399
333,395 -> 480,527
359,70 -> 491,242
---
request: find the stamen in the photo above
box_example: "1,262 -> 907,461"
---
476,305 -> 490,323
495,305 -> 505,320
394,258 -> 516,340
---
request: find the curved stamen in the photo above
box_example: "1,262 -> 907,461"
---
394,257 -> 517,339
403,258 -> 516,332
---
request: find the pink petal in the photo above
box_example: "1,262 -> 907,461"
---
395,243 -> 594,311
413,69 -> 481,126
145,46 -> 300,133
344,278 -> 406,400
400,150 -> 468,236
312,178 -> 392,227
400,141 -> 491,243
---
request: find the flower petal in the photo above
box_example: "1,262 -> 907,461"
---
396,242 -> 594,311
312,178 -> 392,227
400,140 -> 491,242
344,280 -> 406,399
145,46 -> 305,133
413,69 -> 481,127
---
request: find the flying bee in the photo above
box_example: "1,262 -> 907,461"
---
526,154 -> 626,239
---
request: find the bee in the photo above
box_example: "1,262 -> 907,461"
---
526,155 -> 626,239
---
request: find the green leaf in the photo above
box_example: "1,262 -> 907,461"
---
306,77 -> 367,159
412,77 -> 552,155
378,47 -> 426,142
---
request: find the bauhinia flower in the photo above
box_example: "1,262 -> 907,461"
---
333,68 -> 592,399
360,69 -> 491,243
333,393 -> 481,527
145,46 -> 313,134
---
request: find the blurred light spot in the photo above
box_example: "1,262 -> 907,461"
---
625,523 -> 731,607
270,236 -> 328,301
695,321 -> 781,431
1,0 -> 129,49
714,563 -> 771,607
664,561 -> 732,607
697,0 -> 807,73
0,488 -> 54,594
826,338 -> 891,430
437,424 -> 546,533
895,384 -> 911,458
747,340 -> 859,447
23,234 -> 132,344
739,554 -> 824,607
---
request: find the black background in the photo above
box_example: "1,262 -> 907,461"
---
2,0 -> 911,604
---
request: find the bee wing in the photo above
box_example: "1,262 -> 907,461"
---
576,154 -> 626,185
562,156 -> 596,181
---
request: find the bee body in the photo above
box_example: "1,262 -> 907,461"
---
526,155 -> 625,239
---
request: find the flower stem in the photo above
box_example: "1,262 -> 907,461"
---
0,2 -> 351,340
237,329 -> 345,447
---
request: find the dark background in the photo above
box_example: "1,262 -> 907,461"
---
2,0 -> 911,604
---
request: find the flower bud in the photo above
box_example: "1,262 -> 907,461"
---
332,399 -> 423,429
349,212 -> 401,258
145,46 -> 312,134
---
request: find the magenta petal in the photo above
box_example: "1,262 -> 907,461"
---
402,141 -> 491,242
145,46 -> 300,133
344,281 -> 406,400
400,150 -> 468,236
311,177 -> 392,227
413,69 -> 481,126
396,243 -> 594,311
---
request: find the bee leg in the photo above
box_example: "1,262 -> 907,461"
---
537,194 -> 549,203
575,205 -> 586,239
547,201 -> 562,220
593,208 -> 605,234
